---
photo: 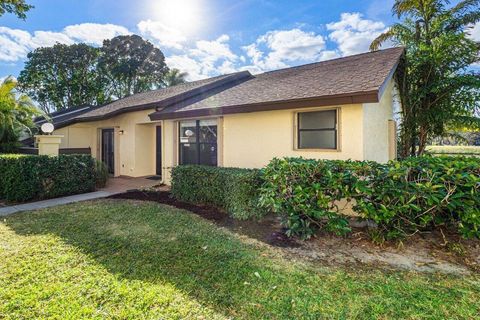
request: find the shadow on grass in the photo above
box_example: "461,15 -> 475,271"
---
5,200 -> 310,318
4,200 -> 479,319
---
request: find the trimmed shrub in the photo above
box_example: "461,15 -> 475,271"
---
171,165 -> 265,220
0,154 -> 96,202
260,157 -> 480,240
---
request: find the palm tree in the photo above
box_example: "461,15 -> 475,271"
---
370,0 -> 480,156
0,76 -> 41,152
164,68 -> 188,87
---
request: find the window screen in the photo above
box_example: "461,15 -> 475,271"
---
297,110 -> 337,149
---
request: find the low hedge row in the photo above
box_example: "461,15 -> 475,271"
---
171,165 -> 265,220
0,154 -> 96,202
259,157 -> 480,240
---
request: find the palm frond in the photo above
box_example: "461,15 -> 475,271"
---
393,0 -> 420,18
393,0 -> 444,19
447,11 -> 480,31
370,30 -> 395,51
370,23 -> 415,51
450,0 -> 480,15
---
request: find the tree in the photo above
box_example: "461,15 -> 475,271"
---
370,0 -> 480,156
18,43 -> 109,113
0,77 -> 41,152
164,68 -> 188,87
0,0 -> 33,19
99,35 -> 169,98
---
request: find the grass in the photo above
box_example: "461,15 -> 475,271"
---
1,200 -> 479,319
426,145 -> 480,155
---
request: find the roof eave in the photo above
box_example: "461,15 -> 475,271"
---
148,90 -> 379,121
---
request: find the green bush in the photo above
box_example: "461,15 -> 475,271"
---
0,154 -> 96,202
260,157 -> 480,240
171,165 -> 265,220
259,158 -> 366,238
355,156 -> 480,239
94,160 -> 109,189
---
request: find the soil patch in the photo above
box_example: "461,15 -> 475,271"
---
108,190 -> 479,274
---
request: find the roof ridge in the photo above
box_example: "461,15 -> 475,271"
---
255,47 -> 405,77
97,70 -> 251,108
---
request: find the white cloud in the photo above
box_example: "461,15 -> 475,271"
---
0,27 -> 31,61
468,22 -> 480,41
137,19 -> 186,49
327,12 -> 387,56
0,14 -> 393,82
30,31 -> 74,47
0,23 -> 130,62
64,23 -> 130,45
242,28 -> 335,72
167,34 -> 239,80
166,54 -> 203,80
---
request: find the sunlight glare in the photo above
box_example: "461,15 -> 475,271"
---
150,0 -> 205,35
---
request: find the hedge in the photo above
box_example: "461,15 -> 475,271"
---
0,154 -> 96,202
259,157 -> 480,240
171,165 -> 265,220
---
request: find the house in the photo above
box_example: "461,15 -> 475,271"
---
45,47 -> 404,184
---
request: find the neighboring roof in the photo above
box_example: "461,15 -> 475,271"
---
150,47 -> 404,120
35,104 -> 95,126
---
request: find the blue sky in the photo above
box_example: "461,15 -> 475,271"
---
0,0 -> 478,80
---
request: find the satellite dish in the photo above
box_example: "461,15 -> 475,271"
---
41,123 -> 55,134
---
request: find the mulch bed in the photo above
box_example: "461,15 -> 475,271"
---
108,190 -> 299,248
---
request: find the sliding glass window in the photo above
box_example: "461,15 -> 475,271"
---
179,119 -> 217,166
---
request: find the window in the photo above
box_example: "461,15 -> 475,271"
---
297,110 -> 337,149
179,119 -> 217,166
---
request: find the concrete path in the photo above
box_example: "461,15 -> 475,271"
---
0,176 -> 161,216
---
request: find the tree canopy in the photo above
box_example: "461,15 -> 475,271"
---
0,0 -> 33,19
164,68 -> 188,87
371,0 -> 480,156
18,43 -> 108,113
17,35 -> 181,112
99,35 -> 169,98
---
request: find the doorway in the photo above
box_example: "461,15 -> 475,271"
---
156,126 -> 162,177
101,128 -> 115,175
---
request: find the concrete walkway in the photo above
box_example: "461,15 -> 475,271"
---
0,176 -> 161,216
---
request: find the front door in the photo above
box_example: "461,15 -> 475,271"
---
156,126 -> 162,176
101,128 -> 115,175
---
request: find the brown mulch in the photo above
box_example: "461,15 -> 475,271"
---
107,190 -> 298,248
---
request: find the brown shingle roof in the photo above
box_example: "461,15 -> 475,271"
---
66,71 -> 252,123
150,47 -> 404,120
53,47 -> 404,127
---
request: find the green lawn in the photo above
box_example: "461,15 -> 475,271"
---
1,200 -> 479,319
427,145 -> 480,155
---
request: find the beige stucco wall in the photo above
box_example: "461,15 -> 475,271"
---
53,109 -> 160,177
221,104 -> 364,169
362,78 -> 396,163
55,78 -> 397,184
